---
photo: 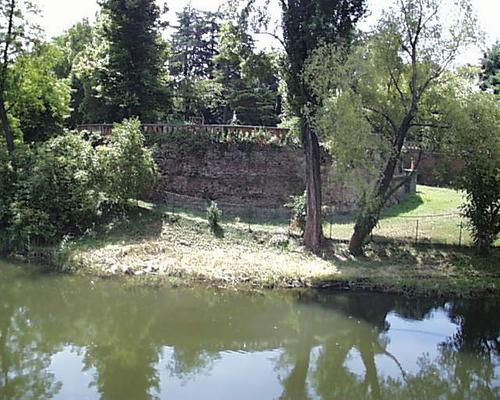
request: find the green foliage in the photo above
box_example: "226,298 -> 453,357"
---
0,145 -> 14,230
7,43 -> 72,142
98,0 -> 171,122
170,6 -> 220,81
445,90 -> 500,255
281,0 -> 366,117
285,192 -> 306,234
10,133 -> 102,247
52,19 -> 94,127
98,119 -> 158,204
213,21 -> 281,125
53,19 -> 94,79
1,120 -> 158,250
480,41 -> 500,97
207,201 -> 222,232
304,0 -> 479,254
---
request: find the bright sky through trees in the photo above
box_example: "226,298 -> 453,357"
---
36,0 -> 499,65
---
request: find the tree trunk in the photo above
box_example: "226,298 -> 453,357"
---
349,114 -> 414,256
349,217 -> 376,257
303,121 -> 324,252
0,99 -> 14,156
476,236 -> 491,257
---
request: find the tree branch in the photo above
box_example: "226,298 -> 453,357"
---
383,147 -> 423,203
366,106 -> 398,134
254,30 -> 285,48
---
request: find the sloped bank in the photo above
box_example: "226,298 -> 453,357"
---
52,207 -> 499,298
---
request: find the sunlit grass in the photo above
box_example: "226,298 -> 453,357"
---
324,185 -> 478,246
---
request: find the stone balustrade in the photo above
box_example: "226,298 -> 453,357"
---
77,123 -> 291,144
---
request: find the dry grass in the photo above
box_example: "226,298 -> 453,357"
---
62,204 -> 500,296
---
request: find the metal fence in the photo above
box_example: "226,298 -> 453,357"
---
324,212 -> 472,247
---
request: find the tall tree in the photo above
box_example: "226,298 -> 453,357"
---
0,0 -> 39,156
213,21 -> 281,125
52,19 -> 94,127
97,0 -> 171,122
479,41 -> 500,97
170,6 -> 220,80
281,0 -> 365,252
7,43 -> 71,142
170,6 -> 221,121
306,0 -> 478,255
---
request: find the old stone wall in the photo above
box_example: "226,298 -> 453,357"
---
151,136 -> 415,213
403,149 -> 464,187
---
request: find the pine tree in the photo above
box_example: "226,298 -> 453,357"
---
480,42 -> 500,97
98,0 -> 171,122
170,6 -> 221,121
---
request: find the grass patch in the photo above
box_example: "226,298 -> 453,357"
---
325,185 -> 480,246
57,199 -> 499,297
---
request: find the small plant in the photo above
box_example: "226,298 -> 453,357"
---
285,192 -> 307,235
207,201 -> 222,232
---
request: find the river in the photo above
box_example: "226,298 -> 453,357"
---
0,258 -> 498,399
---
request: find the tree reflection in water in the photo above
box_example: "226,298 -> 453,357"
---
0,260 -> 498,399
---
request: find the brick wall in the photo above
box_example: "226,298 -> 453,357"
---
151,137 -> 415,213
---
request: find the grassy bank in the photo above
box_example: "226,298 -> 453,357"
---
54,193 -> 499,297
325,186 -> 478,246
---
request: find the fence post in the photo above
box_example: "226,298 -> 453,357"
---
329,216 -> 333,239
247,207 -> 252,232
458,221 -> 463,247
415,219 -> 419,244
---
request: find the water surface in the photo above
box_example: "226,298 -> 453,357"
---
0,259 -> 498,399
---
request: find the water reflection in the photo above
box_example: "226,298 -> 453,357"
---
0,260 -> 498,399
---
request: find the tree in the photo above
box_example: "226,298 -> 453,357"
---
280,0 -> 366,252
479,41 -> 500,97
306,0 -> 478,255
70,14 -> 112,124
213,21 -> 281,125
7,43 -> 71,142
52,19 -> 94,127
445,89 -> 499,255
97,0 -> 171,122
170,6 -> 221,121
0,0 -> 39,156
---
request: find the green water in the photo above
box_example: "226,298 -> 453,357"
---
0,259 -> 498,400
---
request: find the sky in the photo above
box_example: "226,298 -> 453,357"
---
36,0 -> 500,65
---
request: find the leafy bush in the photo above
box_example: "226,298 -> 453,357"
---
10,133 -> 102,246
1,119 -> 159,251
99,118 -> 158,205
207,201 -> 222,232
445,91 -> 500,255
286,192 -> 306,235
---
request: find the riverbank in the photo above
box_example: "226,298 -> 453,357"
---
36,202 -> 498,298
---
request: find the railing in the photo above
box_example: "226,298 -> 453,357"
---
77,123 -> 291,144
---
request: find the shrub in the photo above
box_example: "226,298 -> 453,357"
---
286,192 -> 306,235
10,133 -> 102,247
446,91 -> 500,255
99,118 -> 158,205
2,119 -> 160,251
207,201 -> 222,232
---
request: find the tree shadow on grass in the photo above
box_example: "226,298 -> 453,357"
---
77,205 -> 165,249
328,240 -> 500,279
326,192 -> 426,226
382,192 -> 424,217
